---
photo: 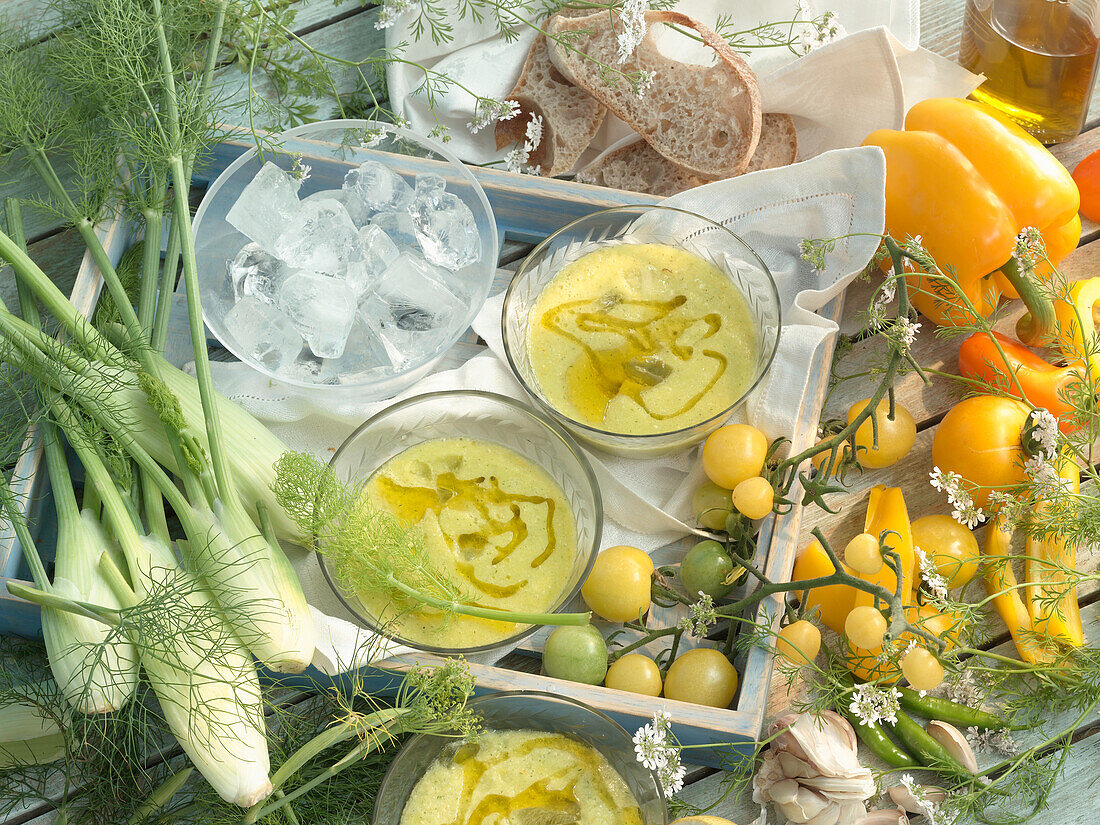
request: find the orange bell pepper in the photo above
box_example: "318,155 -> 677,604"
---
957,331 -> 1082,433
863,98 -> 1080,332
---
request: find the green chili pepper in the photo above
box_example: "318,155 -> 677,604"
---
888,710 -> 972,777
896,686 -> 1017,730
838,703 -> 918,768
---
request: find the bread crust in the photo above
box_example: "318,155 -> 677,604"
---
495,25 -> 605,176
545,10 -> 762,179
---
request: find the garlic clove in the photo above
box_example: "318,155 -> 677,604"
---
926,720 -> 980,774
821,710 -> 859,751
855,809 -> 910,825
795,787 -> 831,820
770,778 -> 801,805
803,805 -> 842,825
779,751 -> 817,779
888,784 -> 947,814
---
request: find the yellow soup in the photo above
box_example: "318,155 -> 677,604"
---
528,243 -> 757,435
400,730 -> 644,825
356,438 -> 577,648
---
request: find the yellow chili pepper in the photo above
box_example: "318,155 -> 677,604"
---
1054,276 -> 1100,380
1024,453 -> 1084,648
863,98 -> 1081,334
983,514 -> 1057,665
791,538 -> 856,635
854,486 -> 916,609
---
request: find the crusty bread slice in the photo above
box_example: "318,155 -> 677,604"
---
580,139 -> 708,196
579,113 -> 798,196
545,10 -> 761,180
745,113 -> 798,172
495,24 -> 605,176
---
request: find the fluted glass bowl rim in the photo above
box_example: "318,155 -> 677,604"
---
501,204 -> 781,444
192,118 -> 499,391
317,389 -> 603,656
371,689 -> 668,825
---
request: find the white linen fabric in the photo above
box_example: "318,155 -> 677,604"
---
384,0 -> 980,168
200,147 -> 888,672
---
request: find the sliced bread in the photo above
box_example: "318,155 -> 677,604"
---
579,113 -> 798,196
545,10 -> 761,180
580,138 -> 708,196
745,113 -> 798,172
495,25 -> 605,176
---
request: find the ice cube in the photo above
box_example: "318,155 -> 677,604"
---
226,162 -> 302,250
408,192 -> 480,271
224,296 -> 303,371
226,243 -> 285,305
302,187 -> 371,228
278,349 -> 342,384
338,318 -> 394,380
275,270 -> 357,359
343,161 -> 413,212
341,224 -> 401,299
413,173 -> 446,207
273,198 -> 358,276
369,209 -> 419,249
359,252 -> 469,368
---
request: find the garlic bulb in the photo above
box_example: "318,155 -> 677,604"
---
753,711 -> 877,825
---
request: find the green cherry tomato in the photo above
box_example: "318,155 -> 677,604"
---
681,540 -> 736,600
691,480 -> 734,531
542,625 -> 608,685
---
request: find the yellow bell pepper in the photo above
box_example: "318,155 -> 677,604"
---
863,98 -> 1080,333
854,486 -> 916,609
791,538 -> 856,635
1054,276 -> 1100,380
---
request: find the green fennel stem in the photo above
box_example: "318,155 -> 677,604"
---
137,206 -> 164,336
383,573 -> 591,626
5,581 -> 119,626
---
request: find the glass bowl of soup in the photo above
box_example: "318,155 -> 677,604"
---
502,205 -> 781,455
319,391 -> 602,659
373,691 -> 667,825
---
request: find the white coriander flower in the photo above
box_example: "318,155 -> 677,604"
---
504,146 -> 528,174
946,670 -> 985,708
900,774 -> 943,824
898,317 -> 921,346
881,277 -> 897,303
632,723 -> 668,770
848,683 -> 901,727
1013,226 -> 1046,268
1028,407 -> 1060,456
796,0 -> 814,18
633,69 -> 656,99
290,155 -> 311,183
657,748 -> 686,796
467,98 -> 521,133
914,546 -> 949,602
797,9 -> 845,54
375,0 -> 415,29
616,0 -> 649,63
678,592 -> 717,638
952,501 -> 985,530
523,114 -> 543,154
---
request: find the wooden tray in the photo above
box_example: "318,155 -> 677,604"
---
0,137 -> 842,764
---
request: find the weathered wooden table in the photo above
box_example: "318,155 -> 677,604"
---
3,1 -> 1100,822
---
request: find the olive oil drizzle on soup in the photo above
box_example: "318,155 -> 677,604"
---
399,730 -> 644,825
528,243 -> 757,435
356,438 -> 577,648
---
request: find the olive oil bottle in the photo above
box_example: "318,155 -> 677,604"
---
960,0 -> 1100,143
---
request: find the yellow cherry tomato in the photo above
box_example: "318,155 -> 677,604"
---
692,480 -> 734,531
901,647 -> 945,691
732,476 -> 774,520
844,532 -> 884,575
911,514 -> 981,589
581,546 -> 654,623
776,620 -> 821,665
663,648 -> 739,708
702,424 -> 768,489
845,605 -> 888,650
848,397 -> 916,469
931,395 -> 1030,509
604,653 -> 663,696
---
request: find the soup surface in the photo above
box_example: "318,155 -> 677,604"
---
356,438 -> 577,648
399,729 -> 644,825
528,242 -> 758,435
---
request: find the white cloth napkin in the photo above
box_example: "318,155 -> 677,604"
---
200,146 -> 888,673
385,0 -> 981,169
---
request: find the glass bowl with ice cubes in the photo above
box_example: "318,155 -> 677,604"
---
192,120 -> 498,403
